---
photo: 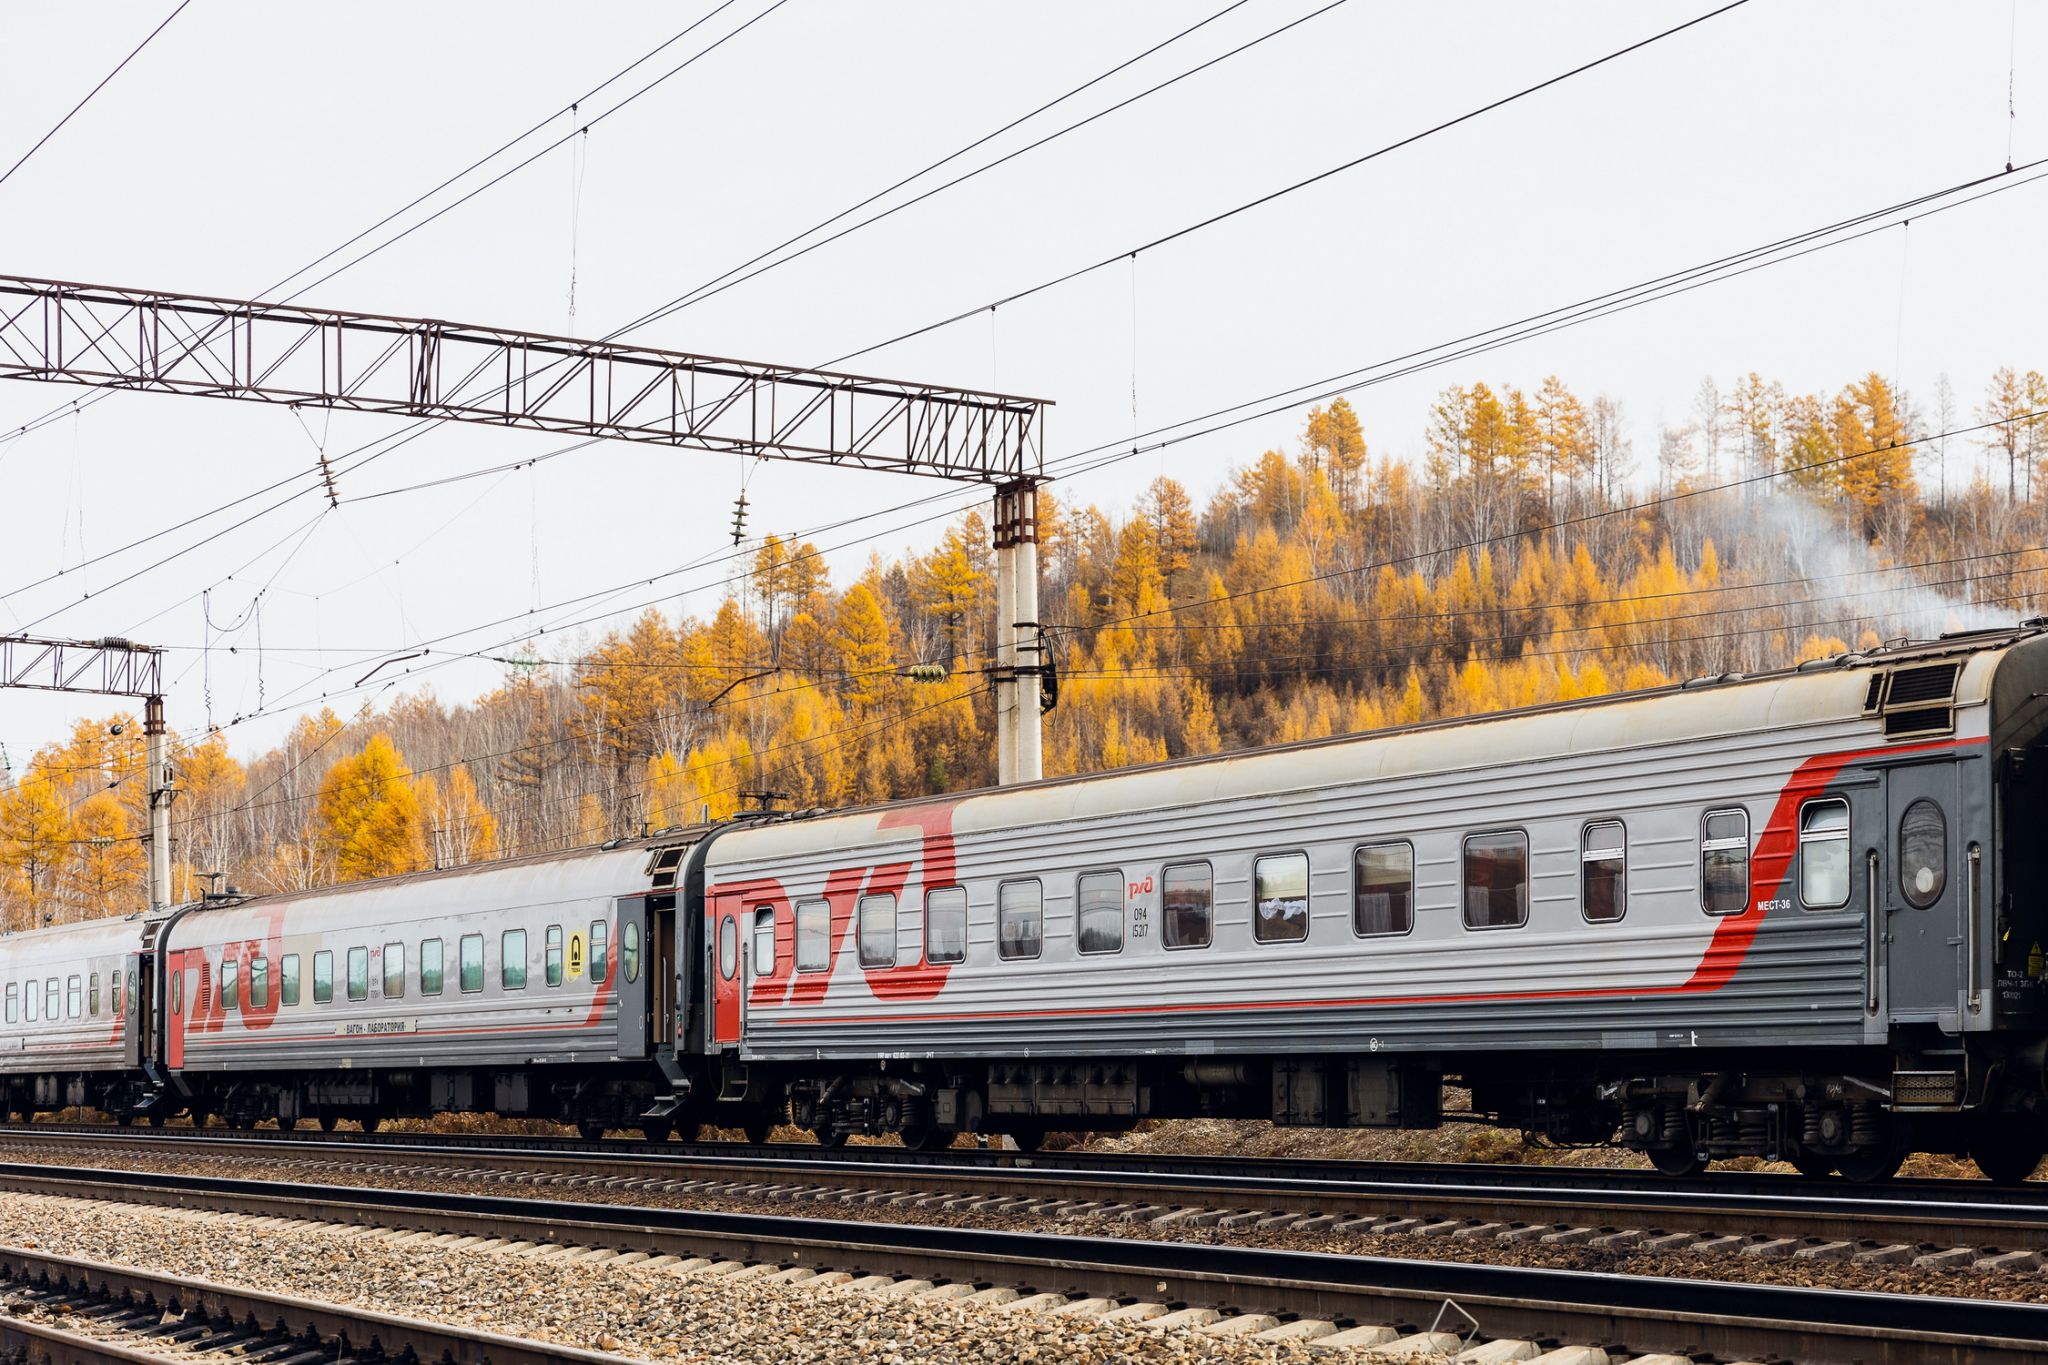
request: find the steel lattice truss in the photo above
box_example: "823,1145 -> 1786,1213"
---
0,276 -> 1049,484
0,635 -> 163,697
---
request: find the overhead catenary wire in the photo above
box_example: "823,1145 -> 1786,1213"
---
0,0 -> 1790,675
0,0 -> 763,452
16,2 -> 2031,789
0,0 -> 191,191
608,0 -> 1337,340
823,0 -> 1753,368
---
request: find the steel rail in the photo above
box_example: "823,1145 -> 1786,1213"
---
6,1127 -> 2046,1251
1,1162 -> 2044,1365
3,1117 -> 2028,1202
0,1242 -> 645,1365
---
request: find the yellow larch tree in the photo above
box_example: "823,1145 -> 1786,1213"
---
312,733 -> 425,882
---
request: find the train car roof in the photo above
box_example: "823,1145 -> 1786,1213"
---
711,622 -> 2042,861
0,912 -> 156,957
158,825 -> 709,936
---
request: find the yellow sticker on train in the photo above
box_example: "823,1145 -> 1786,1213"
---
567,932 -> 587,980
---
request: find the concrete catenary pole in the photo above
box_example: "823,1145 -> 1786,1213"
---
144,694 -> 175,910
992,482 -> 1043,783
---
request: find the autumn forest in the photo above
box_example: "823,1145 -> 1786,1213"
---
4,365 -> 2047,928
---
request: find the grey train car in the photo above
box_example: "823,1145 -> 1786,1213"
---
3,624 -> 2047,1181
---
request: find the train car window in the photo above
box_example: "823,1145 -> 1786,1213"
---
250,956 -> 269,1010
1799,799 -> 1851,909
47,978 -> 62,1020
924,888 -> 967,965
1353,843 -> 1414,937
1581,823 -> 1627,923
718,916 -> 739,979
858,894 -> 897,968
89,973 -> 100,1017
1462,832 -> 1529,930
347,947 -> 369,1002
112,972 -> 122,1014
66,975 -> 83,1019
998,880 -> 1043,960
622,922 -> 641,984
1254,852 -> 1311,943
24,980 -> 37,1022
281,954 -> 301,1007
1701,809 -> 1751,915
383,943 -> 405,999
313,951 -> 334,1004
545,925 -> 565,987
1076,872 -> 1125,954
421,939 -> 444,996
221,961 -> 239,1013
795,900 -> 830,973
459,934 -> 484,993
1162,863 -> 1213,949
126,969 -> 136,1012
1899,799 -> 1948,909
4,983 -> 15,1024
502,930 -> 528,990
590,921 -> 609,985
752,907 -> 776,975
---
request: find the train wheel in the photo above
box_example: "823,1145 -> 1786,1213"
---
147,1113 -> 167,1128
1833,1142 -> 1906,1184
638,1121 -> 672,1144
358,1116 -> 383,1134
1006,1128 -> 1044,1154
1969,1131 -> 2046,1185
901,1124 -> 952,1152
1789,1149 -> 1836,1179
1647,1146 -> 1707,1177
318,1114 -> 339,1133
813,1126 -> 847,1149
742,1119 -> 774,1145
671,1121 -> 702,1143
577,1120 -> 607,1142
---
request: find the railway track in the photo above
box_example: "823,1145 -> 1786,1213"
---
0,1159 -> 2043,1364
4,1116 -> 2031,1203
7,1125 -> 2048,1272
0,1242 -> 636,1364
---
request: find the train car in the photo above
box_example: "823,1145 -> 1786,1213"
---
699,626 -> 2048,1181
0,915 -> 154,1120
153,840 -> 694,1134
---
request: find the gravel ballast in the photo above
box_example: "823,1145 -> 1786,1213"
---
6,1137 -> 2045,1307
0,1193 -> 1389,1363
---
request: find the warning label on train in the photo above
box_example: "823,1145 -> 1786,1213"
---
567,932 -> 587,980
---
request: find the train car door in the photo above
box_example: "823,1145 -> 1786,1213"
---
120,953 -> 144,1067
649,894 -> 675,1048
710,893 -> 742,1047
164,950 -> 202,1070
615,899 -> 650,1059
1887,762 -> 1964,1023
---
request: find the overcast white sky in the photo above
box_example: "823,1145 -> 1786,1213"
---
1,0 -> 2044,767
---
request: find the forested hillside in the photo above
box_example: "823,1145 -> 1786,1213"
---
5,367 -> 2045,926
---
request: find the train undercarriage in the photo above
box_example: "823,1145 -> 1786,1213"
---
14,1040 -> 2046,1184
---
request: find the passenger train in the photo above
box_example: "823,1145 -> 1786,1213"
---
7,624 -> 2048,1183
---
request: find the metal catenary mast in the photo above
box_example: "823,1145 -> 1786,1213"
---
0,274 -> 1055,783
0,635 -> 172,910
